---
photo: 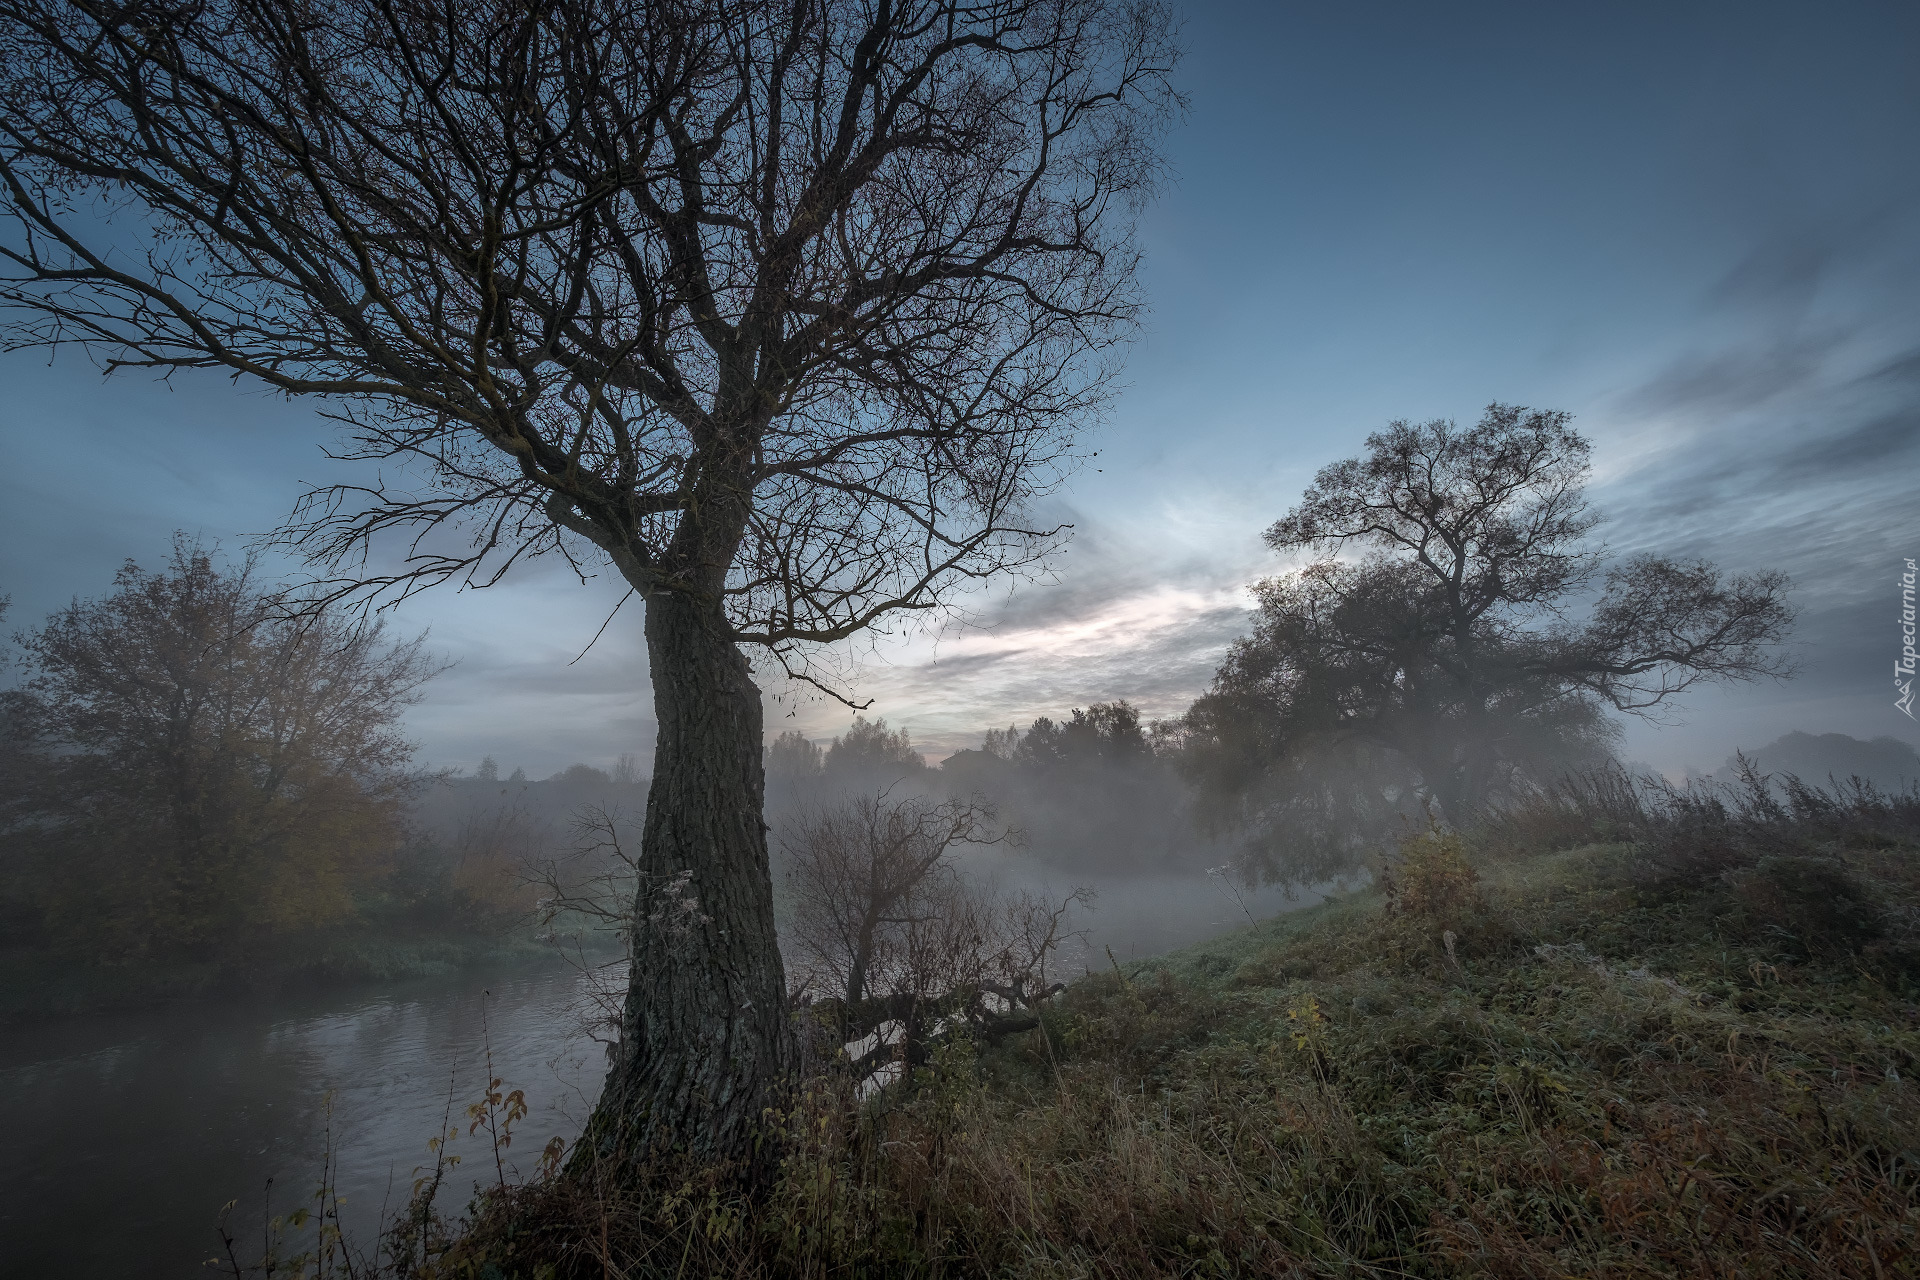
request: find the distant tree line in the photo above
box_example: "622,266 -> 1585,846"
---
0,541 -> 648,970
767,698 -> 1194,876
771,406 -> 1796,895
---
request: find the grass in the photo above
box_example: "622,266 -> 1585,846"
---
243,774 -> 1920,1278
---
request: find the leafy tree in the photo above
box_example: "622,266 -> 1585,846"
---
1009,700 -> 1152,772
1181,405 -> 1794,879
765,731 -> 825,789
2,541 -> 436,960
824,717 -> 925,783
0,0 -> 1180,1170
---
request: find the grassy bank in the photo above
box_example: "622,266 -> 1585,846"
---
395,784 -> 1920,1280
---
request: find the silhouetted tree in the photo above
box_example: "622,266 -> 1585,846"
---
0,0 -> 1180,1172
1011,700 -> 1152,772
824,717 -> 925,784
1182,405 -> 1794,878
784,791 -> 999,1011
1,540 -> 435,959
765,731 -> 825,787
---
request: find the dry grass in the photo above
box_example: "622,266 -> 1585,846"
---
257,776 -> 1920,1278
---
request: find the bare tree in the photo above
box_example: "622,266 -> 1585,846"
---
781,789 -> 1087,1088
0,0 -> 1179,1172
527,805 -> 646,1048
782,789 -> 1003,1010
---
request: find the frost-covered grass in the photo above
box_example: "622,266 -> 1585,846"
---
294,781 -> 1920,1278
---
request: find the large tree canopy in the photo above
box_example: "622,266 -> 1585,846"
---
0,0 -> 1180,1173
0,0 -> 1177,666
0,542 -> 435,959
1178,405 -> 1794,882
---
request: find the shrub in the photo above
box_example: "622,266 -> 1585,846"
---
1381,826 -> 1481,922
1730,854 -> 1882,959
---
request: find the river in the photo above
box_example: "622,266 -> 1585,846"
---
0,870 -> 1323,1276
0,959 -> 609,1277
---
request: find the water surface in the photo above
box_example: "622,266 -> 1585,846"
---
0,868 -> 1322,1276
0,961 -> 607,1277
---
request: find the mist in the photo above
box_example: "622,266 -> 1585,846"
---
761,711 -> 1350,973
2,0 -> 1915,1274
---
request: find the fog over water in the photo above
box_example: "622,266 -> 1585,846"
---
1,964 -> 603,1277
0,813 -> 1330,1278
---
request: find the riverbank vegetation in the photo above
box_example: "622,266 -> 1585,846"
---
0,546 -> 631,1019
227,763 -> 1920,1278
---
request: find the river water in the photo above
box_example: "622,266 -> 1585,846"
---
0,871 -> 1322,1276
0,960 -> 610,1277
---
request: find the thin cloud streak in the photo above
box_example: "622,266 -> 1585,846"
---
765,510 -> 1273,759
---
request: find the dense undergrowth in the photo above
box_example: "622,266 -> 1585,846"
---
253,769 -> 1920,1278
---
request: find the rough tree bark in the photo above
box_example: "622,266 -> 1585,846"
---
580,585 -> 791,1172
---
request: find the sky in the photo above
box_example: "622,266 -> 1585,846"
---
2,0 -> 1916,778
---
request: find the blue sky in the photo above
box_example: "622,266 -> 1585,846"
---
3,0 -> 1916,777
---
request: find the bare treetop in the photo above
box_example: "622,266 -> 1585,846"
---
1,0 -> 1180,680
1267,405 -> 1602,619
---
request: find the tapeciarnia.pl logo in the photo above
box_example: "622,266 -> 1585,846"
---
1900,558 -> 1917,720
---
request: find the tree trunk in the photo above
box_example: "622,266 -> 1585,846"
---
1408,741 -> 1471,827
577,588 -> 791,1178
846,908 -> 881,1009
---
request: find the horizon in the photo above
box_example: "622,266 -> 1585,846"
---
2,0 -> 1914,780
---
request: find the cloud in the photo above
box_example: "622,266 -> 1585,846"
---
1704,234 -> 1835,317
1601,336 -> 1918,532
1591,229 -> 1920,771
1768,405 -> 1920,481
1616,331 -> 1848,419
1597,203 -> 1920,547
767,507 -> 1271,757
